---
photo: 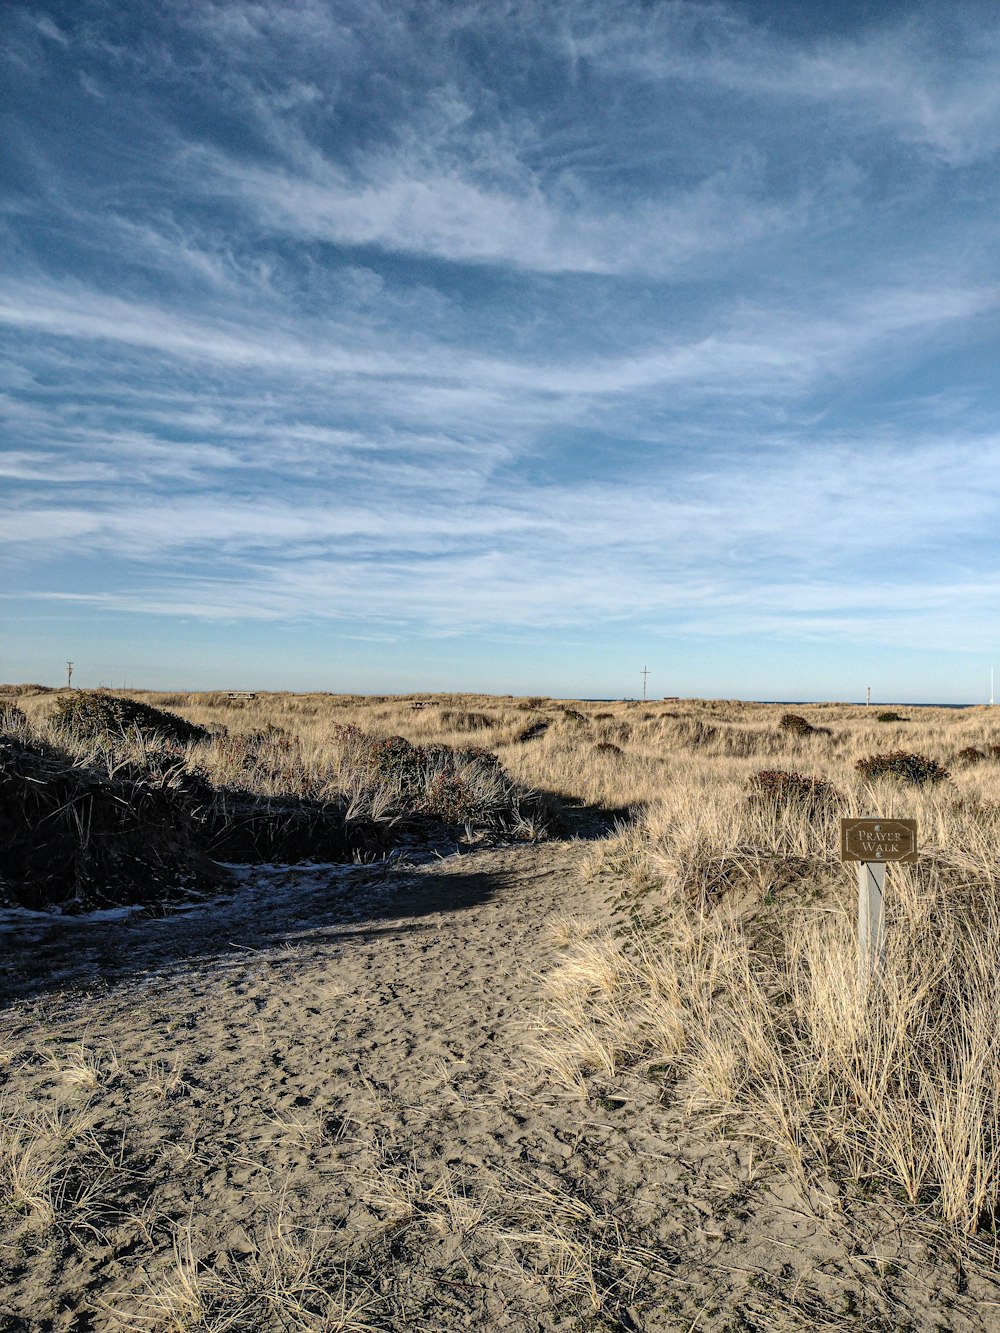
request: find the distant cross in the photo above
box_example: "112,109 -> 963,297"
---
66,661 -> 74,689
641,665 -> 649,702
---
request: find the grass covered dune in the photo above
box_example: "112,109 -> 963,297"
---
2,687 -> 1000,1329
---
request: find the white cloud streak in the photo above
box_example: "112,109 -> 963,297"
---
1,274 -> 993,410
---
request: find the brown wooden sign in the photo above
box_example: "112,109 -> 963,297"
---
840,818 -> 918,863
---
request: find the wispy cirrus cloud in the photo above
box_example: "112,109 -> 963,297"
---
2,273 -> 994,409
566,3 -> 1000,164
192,145 -> 807,277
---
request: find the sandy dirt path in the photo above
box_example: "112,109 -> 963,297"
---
2,838 -> 998,1331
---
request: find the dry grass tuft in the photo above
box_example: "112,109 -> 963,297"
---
117,1213 -> 385,1333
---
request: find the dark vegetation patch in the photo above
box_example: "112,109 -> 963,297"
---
50,690 -> 210,746
855,751 -> 950,785
747,769 -> 840,809
960,744 -> 1000,765
516,719 -> 549,742
876,711 -> 907,723
594,742 -> 624,756
778,712 -> 831,737
437,709 -> 493,731
958,746 -> 987,765
0,732 -> 222,912
201,791 -> 373,864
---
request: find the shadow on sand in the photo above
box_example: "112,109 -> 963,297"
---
0,796 -> 629,1008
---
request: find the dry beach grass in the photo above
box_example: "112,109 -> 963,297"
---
3,687 -> 1000,1329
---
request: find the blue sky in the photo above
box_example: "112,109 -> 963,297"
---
2,1 -> 1000,701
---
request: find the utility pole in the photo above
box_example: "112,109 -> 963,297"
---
66,661 -> 74,689
641,665 -> 649,702
866,685 -> 870,708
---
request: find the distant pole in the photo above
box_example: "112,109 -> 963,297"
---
991,667 -> 995,706
641,665 -> 649,702
66,661 -> 74,689
866,685 -> 870,707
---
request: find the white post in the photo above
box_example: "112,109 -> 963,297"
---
857,860 -> 886,981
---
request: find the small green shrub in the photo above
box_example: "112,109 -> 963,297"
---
359,732 -> 426,792
49,691 -> 209,746
876,711 -> 907,723
855,751 -> 949,785
748,769 -> 838,806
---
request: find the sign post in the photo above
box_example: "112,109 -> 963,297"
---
840,818 -> 917,980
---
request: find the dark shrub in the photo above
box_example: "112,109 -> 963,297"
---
594,741 -> 623,756
50,691 -> 209,746
876,711 -> 907,723
855,751 -> 949,785
0,733 -> 222,911
562,708 -> 587,724
516,720 -> 549,742
365,734 -> 425,791
778,712 -> 832,738
334,726 -> 426,793
779,713 -> 813,735
748,769 -> 838,807
958,746 -> 987,765
417,773 -> 486,823
202,791 -> 374,864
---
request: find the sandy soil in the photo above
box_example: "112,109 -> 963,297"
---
2,834 -> 999,1331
